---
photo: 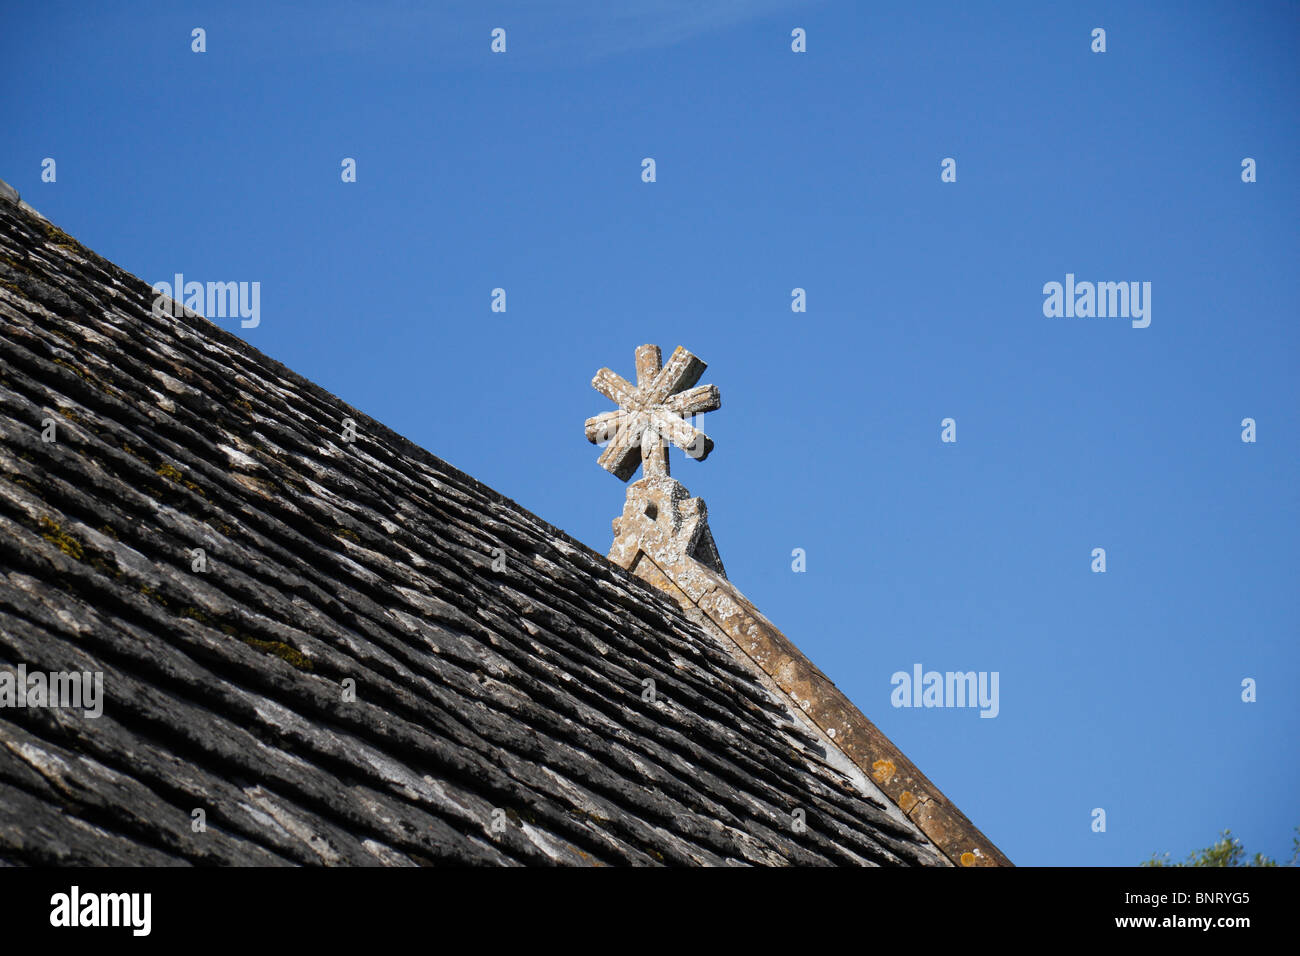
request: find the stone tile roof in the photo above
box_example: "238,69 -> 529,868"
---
0,189 -> 951,865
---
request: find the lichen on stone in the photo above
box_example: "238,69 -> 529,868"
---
38,515 -> 84,560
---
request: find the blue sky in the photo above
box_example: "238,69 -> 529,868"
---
5,0 -> 1297,866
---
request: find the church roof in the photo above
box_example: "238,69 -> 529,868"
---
0,182 -> 1003,866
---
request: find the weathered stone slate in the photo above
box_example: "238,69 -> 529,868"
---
0,187 -> 947,866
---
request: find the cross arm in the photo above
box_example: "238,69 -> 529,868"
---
645,346 -> 707,404
592,368 -> 638,407
597,416 -> 648,480
649,408 -> 714,462
664,384 -> 720,418
584,410 -> 623,444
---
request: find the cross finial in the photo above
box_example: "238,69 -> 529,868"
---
584,344 -> 721,482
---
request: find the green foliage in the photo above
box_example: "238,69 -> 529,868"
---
1142,827 -> 1299,867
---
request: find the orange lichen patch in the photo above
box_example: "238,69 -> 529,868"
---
89,555 -> 123,580
58,406 -> 92,428
960,852 -> 977,867
138,583 -> 169,607
156,462 -> 206,496
871,759 -> 896,784
215,623 -> 313,672
8,474 -> 39,496
38,515 -> 83,560
242,636 -> 314,672
121,441 -> 151,464
898,790 -> 918,813
52,357 -> 90,381
43,222 -> 87,252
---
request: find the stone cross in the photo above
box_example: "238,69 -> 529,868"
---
586,344 -> 726,577
583,344 -> 720,481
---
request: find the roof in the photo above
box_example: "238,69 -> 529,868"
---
0,184 -> 1000,866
